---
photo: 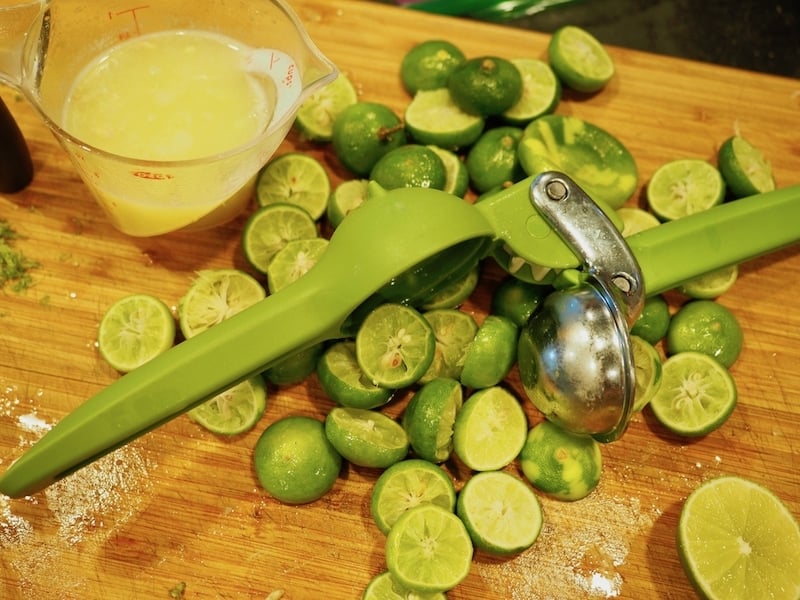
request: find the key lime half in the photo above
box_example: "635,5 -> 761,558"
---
717,135 -> 775,198
188,375 -> 267,436
241,202 -> 318,275
678,475 -> 800,600
647,158 -> 726,221
255,152 -> 330,220
548,25 -> 615,93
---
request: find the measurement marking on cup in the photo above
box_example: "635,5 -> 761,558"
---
132,171 -> 174,181
108,5 -> 150,39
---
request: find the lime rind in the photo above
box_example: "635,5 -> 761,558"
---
317,341 -> 394,409
327,179 -> 370,228
456,470 -> 543,555
402,378 -> 463,463
648,351 -> 737,437
420,308 -> 479,383
324,407 -> 409,469
678,475 -> 800,600
188,375 -> 267,435
631,334 -> 663,412
97,293 -> 176,373
427,145 -> 470,198
459,315 -> 519,389
718,135 -> 776,198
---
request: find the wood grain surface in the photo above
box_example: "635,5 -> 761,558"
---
1,1 -> 799,599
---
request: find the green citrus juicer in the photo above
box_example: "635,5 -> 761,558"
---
1,173 -> 798,497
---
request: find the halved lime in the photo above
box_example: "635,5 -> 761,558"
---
362,571 -> 446,600
178,269 -> 266,339
402,378 -> 463,463
548,25 -> 615,93
404,88 -> 485,150
255,152 -> 330,220
518,114 -> 638,209
266,237 -> 329,294
631,334 -> 663,412
385,504 -> 473,594
188,375 -> 267,435
678,475 -> 800,600
453,386 -> 528,471
502,58 -> 561,125
241,203 -> 318,275
295,72 -> 358,142
355,303 -> 436,389
427,145 -> 470,198
648,351 -> 737,437
679,264 -> 739,299
647,158 -> 726,221
617,206 -> 661,237
317,341 -> 394,409
370,458 -> 457,535
324,407 -> 409,469
666,300 -> 743,368
456,470 -> 543,555
419,265 -> 479,311
97,293 -> 176,373
519,419 -> 603,501
459,315 -> 518,389
327,179 -> 370,228
420,308 -> 478,383
717,135 -> 776,198
400,39 -> 465,95
253,415 -> 342,504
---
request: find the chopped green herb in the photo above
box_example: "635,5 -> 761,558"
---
0,219 -> 39,292
168,582 -> 186,599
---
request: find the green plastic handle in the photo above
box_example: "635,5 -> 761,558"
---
628,184 -> 800,295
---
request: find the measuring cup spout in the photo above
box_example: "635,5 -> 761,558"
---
0,0 -> 42,87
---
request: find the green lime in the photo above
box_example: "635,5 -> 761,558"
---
369,144 -> 447,191
385,504 -> 473,594
453,386 -> 528,471
678,475 -> 800,600
178,269 -> 266,339
465,126 -> 524,194
332,102 -> 407,176
187,375 -> 267,435
255,152 -> 330,221
362,571 -> 446,600
456,470 -> 543,556
617,206 -> 661,237
717,135 -> 776,198
459,315 -> 518,389
648,351 -> 737,437
519,419 -> 603,501
400,40 -> 465,95
264,342 -> 324,386
370,458 -> 457,535
402,378 -> 463,463
501,58 -> 561,125
404,88 -> 485,150
97,293 -> 176,373
490,276 -> 549,328
427,145 -> 470,197
447,56 -> 523,117
295,72 -> 358,142
647,158 -> 726,221
679,264 -> 739,299
253,415 -> 342,504
519,114 -> 638,209
631,334 -> 663,412
419,308 -> 479,383
630,294 -> 671,345
324,407 -> 409,469
266,238 -> 329,294
241,203 -> 318,275
355,303 -> 436,389
666,300 -> 743,368
419,264 -> 480,312
317,341 -> 394,409
327,179 -> 370,228
548,25 -> 615,93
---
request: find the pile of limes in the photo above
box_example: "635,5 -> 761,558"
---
92,26 -> 798,600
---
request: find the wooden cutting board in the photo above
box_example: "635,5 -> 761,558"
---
1,1 -> 799,598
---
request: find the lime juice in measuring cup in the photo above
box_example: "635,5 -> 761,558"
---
0,0 -> 337,236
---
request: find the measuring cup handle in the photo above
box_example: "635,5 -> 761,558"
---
245,49 -> 304,128
627,184 -> 800,296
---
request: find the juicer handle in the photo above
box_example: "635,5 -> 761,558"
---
627,185 -> 800,296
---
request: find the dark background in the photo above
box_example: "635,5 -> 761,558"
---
378,0 -> 800,79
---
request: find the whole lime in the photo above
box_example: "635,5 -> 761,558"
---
448,56 -> 523,117
253,415 -> 342,504
666,300 -> 743,368
369,144 -> 447,190
332,102 -> 407,176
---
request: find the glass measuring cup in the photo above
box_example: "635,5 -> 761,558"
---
0,0 -> 337,236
